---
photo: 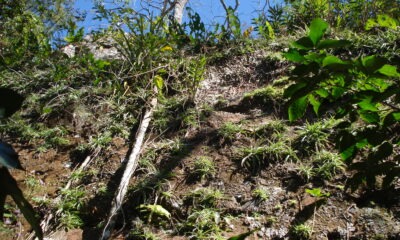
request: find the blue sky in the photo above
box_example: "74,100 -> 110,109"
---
74,0 -> 284,33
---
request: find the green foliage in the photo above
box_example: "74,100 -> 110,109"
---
193,156 -> 216,180
305,188 -> 330,198
252,187 -> 269,201
284,0 -> 400,31
284,18 -> 400,190
290,223 -> 312,239
57,187 -> 85,229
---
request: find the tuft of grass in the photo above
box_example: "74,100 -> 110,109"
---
294,118 -> 338,153
312,150 -> 345,180
185,188 -> 224,209
297,164 -> 314,182
193,156 -> 216,180
57,187 -> 86,229
291,223 -> 312,240
253,119 -> 286,139
239,138 -> 298,173
180,208 -> 224,240
218,122 -> 244,142
252,187 -> 269,201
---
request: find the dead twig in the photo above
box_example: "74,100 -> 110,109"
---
100,87 -> 158,240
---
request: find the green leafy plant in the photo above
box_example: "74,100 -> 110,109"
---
193,156 -> 216,180
305,188 -> 330,198
291,223 -> 312,240
252,187 -> 269,201
283,18 -> 400,190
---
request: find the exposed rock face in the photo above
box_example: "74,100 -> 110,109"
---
61,35 -> 122,60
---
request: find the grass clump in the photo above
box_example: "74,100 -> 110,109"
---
253,119 -> 286,139
57,187 -> 86,229
180,208 -> 224,240
218,122 -> 244,142
294,118 -> 338,154
312,150 -> 345,180
252,187 -> 269,201
185,188 -> 223,209
290,223 -> 312,240
239,139 -> 298,174
193,156 -> 216,180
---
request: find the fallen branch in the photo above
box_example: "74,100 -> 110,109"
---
101,90 -> 158,240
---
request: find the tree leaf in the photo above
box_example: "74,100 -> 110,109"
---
140,204 -> 171,219
357,97 -> 378,111
0,142 -> 24,170
377,14 -> 398,29
292,37 -> 314,50
308,18 -> 329,46
283,49 -> 305,63
308,94 -> 321,115
153,75 -> 164,94
377,64 -> 400,77
284,83 -> 307,98
322,55 -> 346,67
361,56 -> 386,74
317,39 -> 351,49
288,95 -> 308,122
358,110 -> 380,123
315,88 -> 329,98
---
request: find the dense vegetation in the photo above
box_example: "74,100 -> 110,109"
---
0,0 -> 399,239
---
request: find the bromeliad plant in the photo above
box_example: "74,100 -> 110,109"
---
0,88 -> 43,239
284,19 -> 400,191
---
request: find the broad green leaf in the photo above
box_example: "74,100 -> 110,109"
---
341,145 -> 356,161
283,49 -> 305,63
361,56 -> 386,73
377,64 -> 400,77
315,88 -> 329,98
0,142 -> 24,170
355,138 -> 368,149
358,110 -> 380,123
365,19 -> 377,30
284,83 -> 307,98
332,87 -> 345,99
357,97 -> 378,111
308,18 -> 329,46
288,95 -> 308,122
292,64 -> 318,76
308,94 -> 321,115
304,52 -> 324,62
322,56 -> 346,67
306,188 -> 330,198
265,20 -> 275,39
292,37 -> 314,50
140,204 -> 171,219
337,131 -> 357,160
153,75 -> 164,93
377,14 -> 398,29
317,39 -> 351,49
